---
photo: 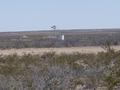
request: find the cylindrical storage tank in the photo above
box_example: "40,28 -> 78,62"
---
61,35 -> 65,40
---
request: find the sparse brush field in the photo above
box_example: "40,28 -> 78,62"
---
0,48 -> 120,90
0,29 -> 120,49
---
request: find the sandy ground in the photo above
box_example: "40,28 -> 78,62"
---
0,46 -> 120,55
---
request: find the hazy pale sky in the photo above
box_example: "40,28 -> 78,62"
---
0,0 -> 120,31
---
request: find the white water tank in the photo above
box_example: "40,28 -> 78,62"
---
61,35 -> 65,41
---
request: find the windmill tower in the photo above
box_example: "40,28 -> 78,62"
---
51,25 -> 65,41
51,25 -> 56,38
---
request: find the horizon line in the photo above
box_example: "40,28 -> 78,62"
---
0,28 -> 120,33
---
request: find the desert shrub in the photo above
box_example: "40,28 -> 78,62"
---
104,73 -> 120,90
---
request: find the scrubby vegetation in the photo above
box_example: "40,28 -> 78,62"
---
0,48 -> 120,90
0,30 -> 120,49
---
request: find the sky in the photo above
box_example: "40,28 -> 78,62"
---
0,0 -> 120,32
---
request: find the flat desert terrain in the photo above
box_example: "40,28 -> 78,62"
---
0,46 -> 120,55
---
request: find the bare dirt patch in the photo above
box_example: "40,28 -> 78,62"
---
0,46 -> 120,55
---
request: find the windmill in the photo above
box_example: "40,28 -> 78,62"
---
51,25 -> 56,30
51,25 -> 57,38
51,25 -> 65,40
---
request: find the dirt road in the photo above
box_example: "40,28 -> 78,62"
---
0,46 -> 120,55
